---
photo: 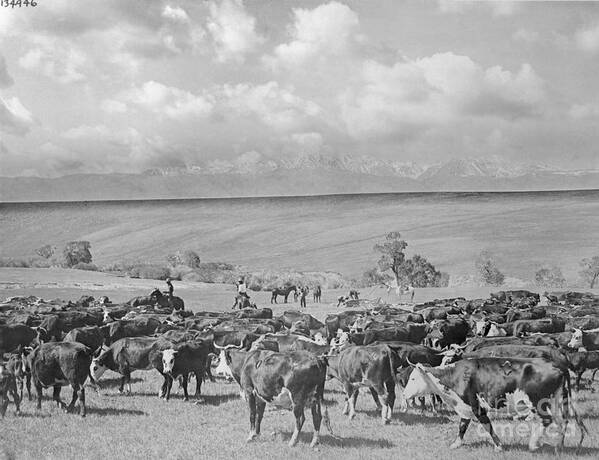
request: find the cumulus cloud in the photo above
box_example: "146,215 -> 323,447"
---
19,38 -> 87,84
569,103 -> 599,119
340,53 -> 545,139
512,28 -> 539,44
123,81 -> 214,120
0,96 -> 34,135
207,0 -> 264,63
266,1 -> 359,69
221,81 -> 322,131
576,22 -> 599,53
0,55 -> 14,88
101,99 -> 127,114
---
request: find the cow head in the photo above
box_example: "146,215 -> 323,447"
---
474,319 -> 489,337
329,330 -> 349,352
486,322 -> 507,337
312,332 -> 327,345
162,349 -> 177,374
90,352 -> 109,381
211,347 -> 236,381
403,365 -> 432,400
568,328 -> 584,349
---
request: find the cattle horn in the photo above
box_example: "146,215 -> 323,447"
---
406,356 -> 417,367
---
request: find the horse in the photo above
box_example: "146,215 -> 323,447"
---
233,294 -> 256,310
382,281 -> 415,303
270,286 -> 297,304
313,285 -> 322,303
126,289 -> 184,310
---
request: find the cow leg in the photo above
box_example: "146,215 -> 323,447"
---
0,394 -> 8,418
255,399 -> 266,436
310,401 -> 322,448
52,385 -> 65,410
246,392 -> 259,442
181,374 -> 189,401
165,375 -> 174,401
450,418 -> 471,449
289,405 -> 306,447
476,411 -> 503,452
79,387 -> 86,418
576,370 -> 584,391
369,387 -> 383,410
35,382 -> 43,410
26,373 -> 32,401
66,384 -> 79,413
384,380 -> 395,423
118,375 -> 126,393
342,384 -> 352,415
195,371 -> 203,397
159,373 -> 168,398
348,388 -> 359,419
9,381 -> 20,415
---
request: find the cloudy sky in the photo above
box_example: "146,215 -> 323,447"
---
1,0 -> 599,177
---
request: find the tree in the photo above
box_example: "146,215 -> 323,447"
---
362,267 -> 391,287
62,241 -> 92,268
374,231 -> 408,287
398,254 -> 450,288
167,249 -> 201,268
534,266 -> 566,288
580,256 -> 599,288
475,251 -> 505,286
36,244 -> 56,259
373,233 -> 448,287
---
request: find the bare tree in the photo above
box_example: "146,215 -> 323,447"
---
580,256 -> 599,288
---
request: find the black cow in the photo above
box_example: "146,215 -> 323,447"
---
90,337 -> 158,394
505,306 -> 546,323
358,324 -> 428,346
566,350 -> 599,390
101,317 -> 161,344
240,349 -> 327,447
24,342 -> 92,417
0,324 -> 37,354
459,335 -> 559,354
403,357 -> 584,452
159,340 -> 212,401
63,326 -> 104,351
512,317 -> 565,337
324,311 -> 368,339
426,318 -> 469,348
326,344 -> 396,424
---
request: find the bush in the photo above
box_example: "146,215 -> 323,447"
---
0,256 -> 52,268
168,264 -> 195,281
166,250 -> 201,268
72,262 -> 99,271
127,264 -> 170,280
361,267 -> 392,287
475,251 -> 505,286
534,266 -> 566,288
62,241 -> 92,268
36,244 -> 56,259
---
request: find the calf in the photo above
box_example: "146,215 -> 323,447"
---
0,324 -> 37,354
240,349 -> 327,447
90,337 -> 158,394
24,342 -> 92,417
403,358 -> 584,452
426,318 -> 469,348
326,344 -> 396,424
5,353 -> 30,401
0,363 -> 20,417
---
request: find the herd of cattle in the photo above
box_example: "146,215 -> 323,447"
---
1,289 -> 599,452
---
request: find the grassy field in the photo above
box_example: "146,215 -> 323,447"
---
1,191 -> 598,283
2,268 -> 599,459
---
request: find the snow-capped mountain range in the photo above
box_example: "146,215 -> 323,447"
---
142,152 -> 564,180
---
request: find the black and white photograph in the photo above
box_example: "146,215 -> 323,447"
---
1,0 -> 599,458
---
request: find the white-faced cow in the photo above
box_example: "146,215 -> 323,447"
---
403,358 -> 585,452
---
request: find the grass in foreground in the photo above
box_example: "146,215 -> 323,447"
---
1,369 -> 598,460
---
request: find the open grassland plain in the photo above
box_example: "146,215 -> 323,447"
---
1,190 -> 598,281
2,269 -> 599,459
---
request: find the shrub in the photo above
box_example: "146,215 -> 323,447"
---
166,250 -> 201,268
0,256 -> 51,268
362,267 -> 392,287
72,262 -> 98,271
579,256 -> 599,289
127,264 -> 170,280
36,244 -> 56,259
534,266 -> 566,288
475,251 -> 505,286
62,241 -> 92,268
168,264 -> 194,281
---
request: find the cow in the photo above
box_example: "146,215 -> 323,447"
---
0,362 -> 20,417
566,350 -> 599,390
512,317 -> 566,337
63,326 -> 104,351
568,316 -> 599,331
326,344 -> 396,424
239,349 -> 327,447
473,319 -> 508,337
236,308 -> 273,320
458,335 -> 560,354
4,353 -> 30,401
567,327 -> 599,351
403,358 -> 585,452
90,337 -> 158,394
160,340 -> 212,401
360,324 -> 428,346
24,342 -> 92,417
0,324 -> 38,354
505,306 -> 546,323
426,318 -> 469,348
101,317 -> 161,344
324,311 -> 368,339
